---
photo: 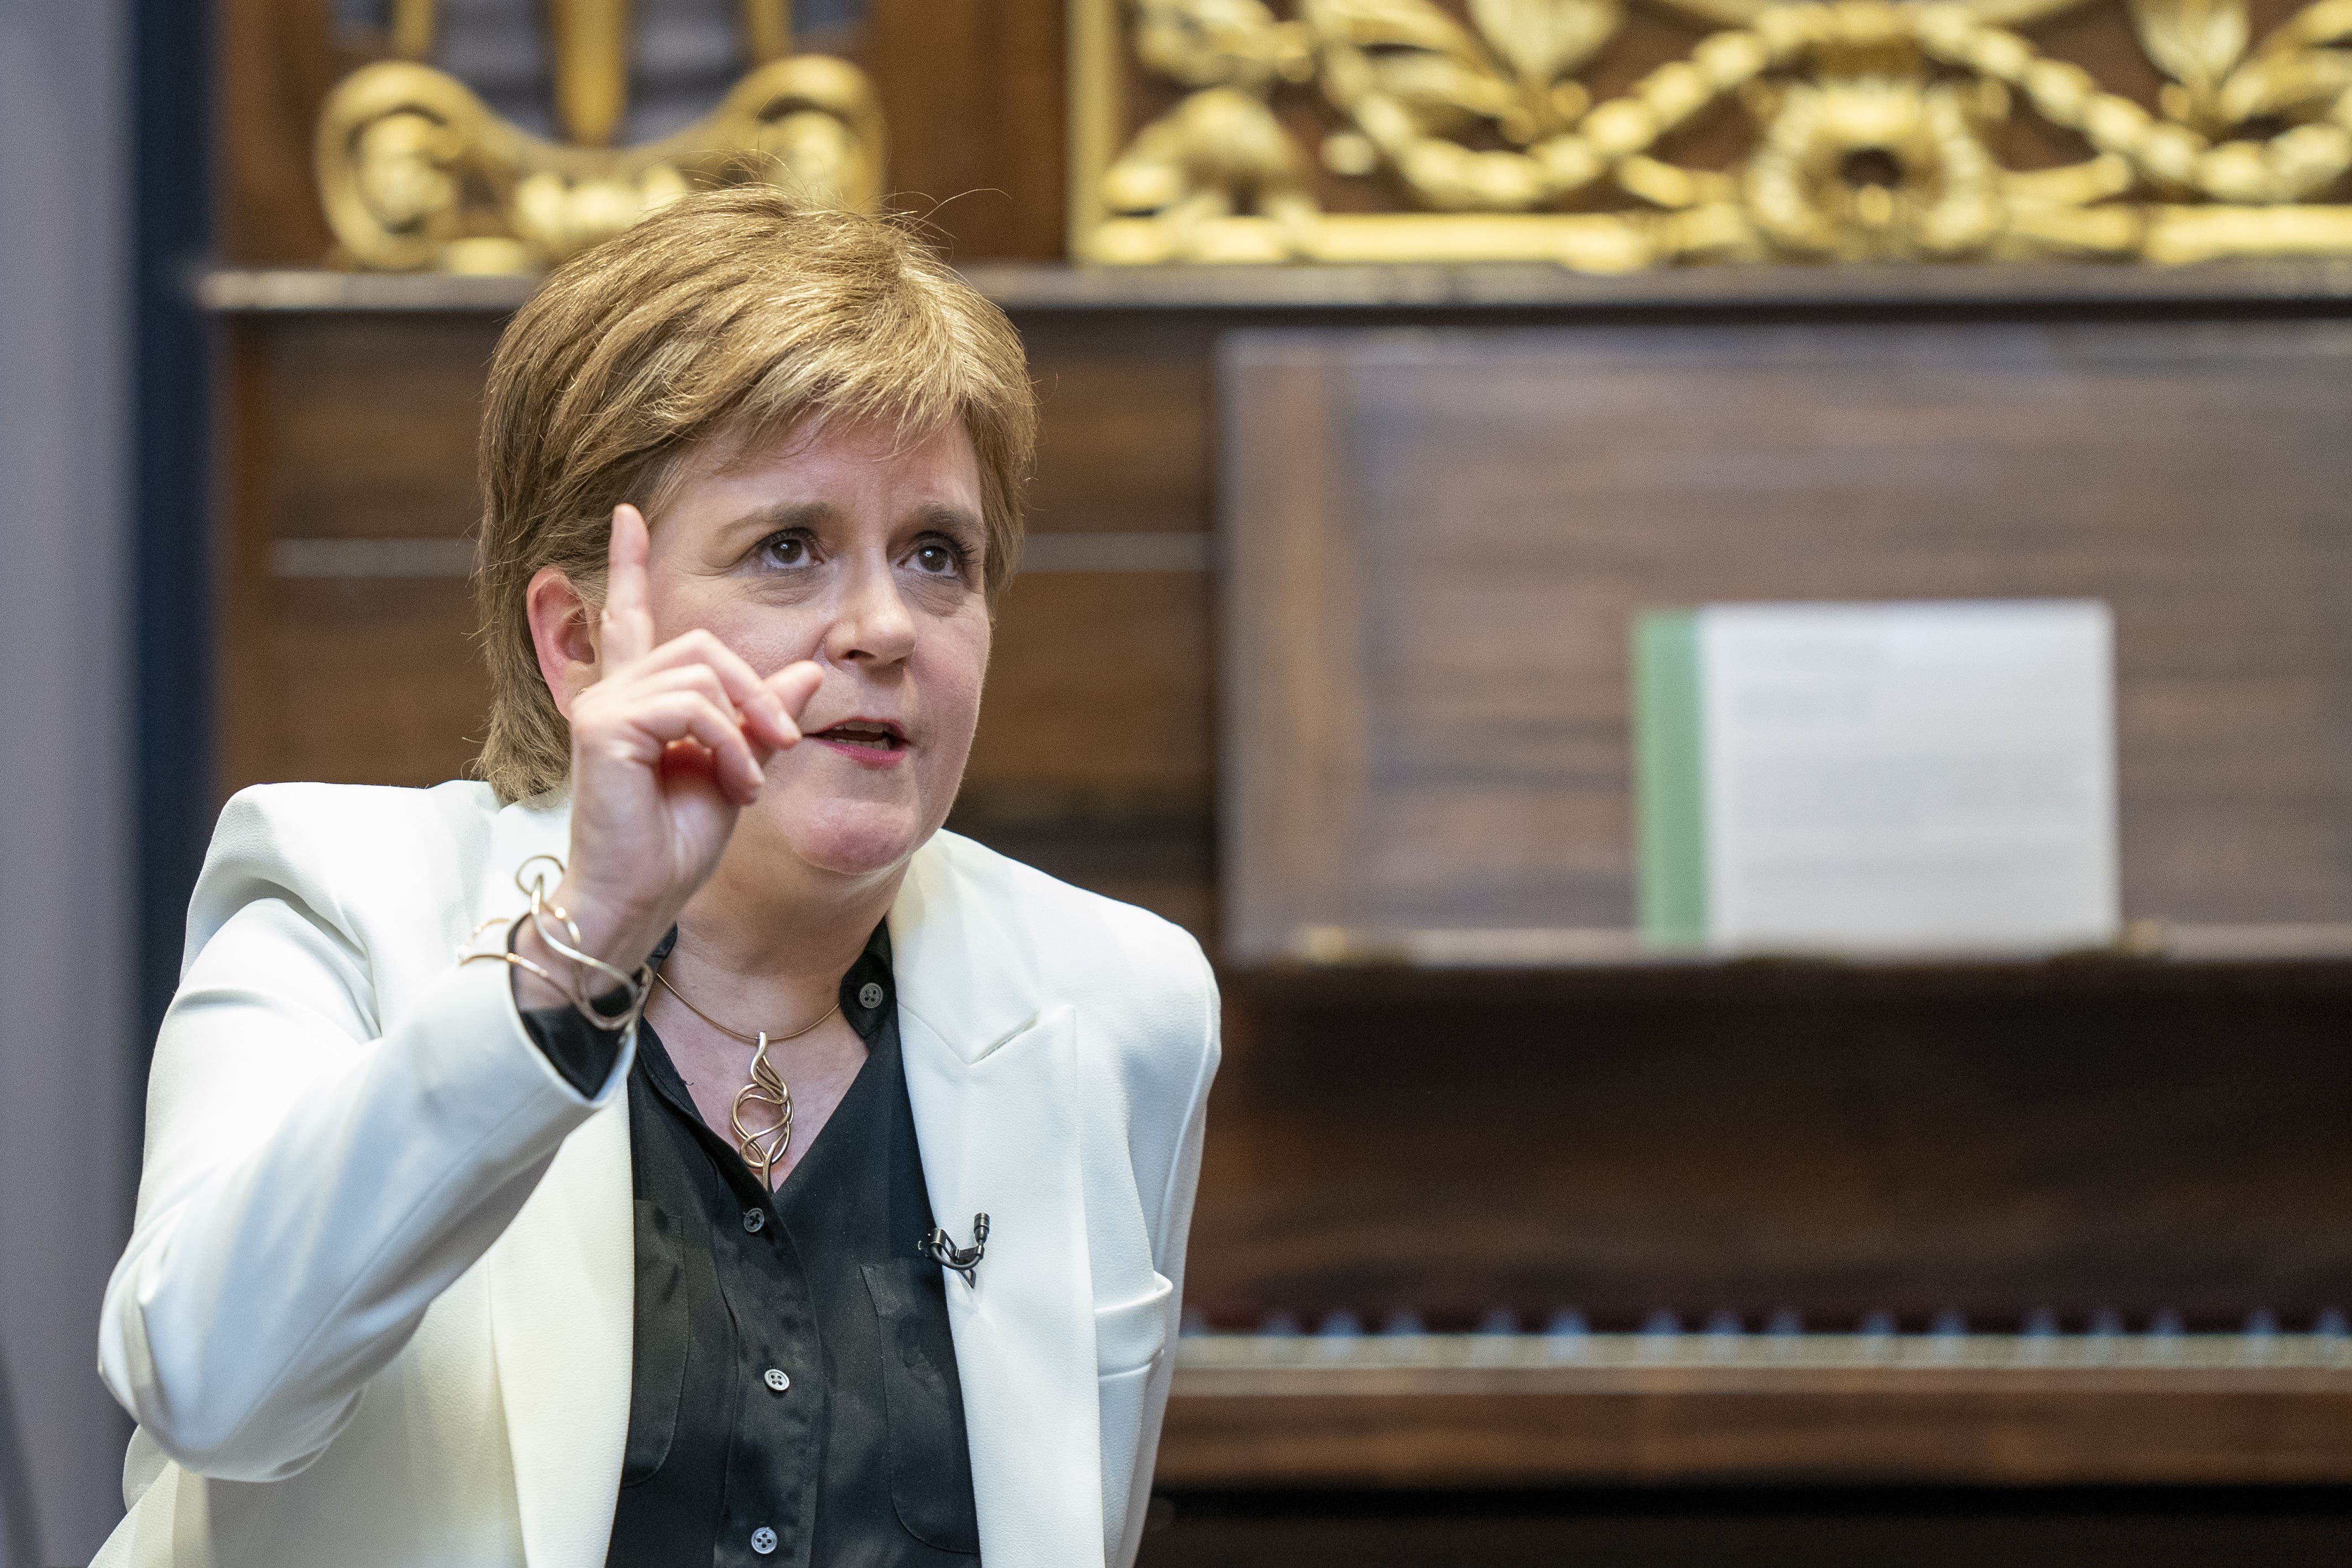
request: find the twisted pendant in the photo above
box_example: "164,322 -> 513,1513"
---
729,1031 -> 793,1185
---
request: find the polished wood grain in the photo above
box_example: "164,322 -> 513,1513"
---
1135,1485 -> 2352,1568
1221,321 -> 2352,962
1022,315 -> 1216,535
218,315 -> 493,789
1158,1372 -> 2352,1486
1189,961 -> 2352,1330
217,0 -> 346,265
867,0 -> 1066,260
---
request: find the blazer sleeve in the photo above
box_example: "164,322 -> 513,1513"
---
96,789 -> 629,1482
1110,939 -> 1221,1568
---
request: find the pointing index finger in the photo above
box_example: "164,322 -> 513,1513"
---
601,504 -> 656,670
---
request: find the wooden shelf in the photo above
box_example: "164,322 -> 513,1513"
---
1219,926 -> 2352,1012
1159,1334 -> 2352,1488
196,267 -> 538,313
195,259 -> 2352,317
1256,923 -> 2352,971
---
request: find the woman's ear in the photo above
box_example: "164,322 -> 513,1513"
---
525,566 -> 602,720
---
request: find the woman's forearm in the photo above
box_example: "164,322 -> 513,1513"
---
98,945 -> 617,1482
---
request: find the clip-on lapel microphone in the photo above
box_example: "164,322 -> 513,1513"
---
921,1213 -> 989,1287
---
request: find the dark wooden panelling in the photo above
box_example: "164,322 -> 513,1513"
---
1023,316 -> 1217,534
1221,322 -> 2352,961
218,0 -> 346,265
957,567 -> 1217,937
263,316 -> 496,540
259,577 -> 490,786
1159,1375 -> 2352,1487
1188,964 -> 2352,1327
221,316 -> 495,790
1137,1487 -> 2352,1568
966,572 -> 1215,804
867,0 -> 1067,260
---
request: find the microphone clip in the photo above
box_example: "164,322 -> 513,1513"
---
921,1212 -> 989,1287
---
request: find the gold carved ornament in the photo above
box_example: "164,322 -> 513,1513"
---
317,0 -> 886,273
1070,0 -> 2352,266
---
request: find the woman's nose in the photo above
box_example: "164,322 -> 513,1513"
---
823,558 -> 917,666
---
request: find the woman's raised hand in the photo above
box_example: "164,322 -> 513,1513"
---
531,504 -> 822,987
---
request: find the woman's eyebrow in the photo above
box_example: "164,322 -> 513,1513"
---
907,503 -> 983,539
724,499 -> 834,539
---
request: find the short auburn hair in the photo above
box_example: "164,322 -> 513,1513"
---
472,186 -> 1036,802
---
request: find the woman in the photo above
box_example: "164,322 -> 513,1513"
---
93,189 -> 1218,1568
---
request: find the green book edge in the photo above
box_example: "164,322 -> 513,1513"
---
1633,610 -> 1706,947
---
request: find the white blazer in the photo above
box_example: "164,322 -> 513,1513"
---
93,781 -> 1219,1568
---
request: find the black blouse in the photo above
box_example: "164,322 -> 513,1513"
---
522,926 -> 980,1567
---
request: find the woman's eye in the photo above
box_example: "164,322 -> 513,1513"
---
760,531 -> 812,568
912,540 -> 968,577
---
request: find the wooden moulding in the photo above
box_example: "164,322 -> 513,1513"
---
197,259 -> 2352,317
1156,1377 -> 2352,1487
1157,1336 -> 2352,1487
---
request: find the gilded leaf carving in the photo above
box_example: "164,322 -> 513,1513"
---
1075,0 -> 2352,266
316,12 -> 885,271
2128,0 -> 2251,91
1468,0 -> 1624,85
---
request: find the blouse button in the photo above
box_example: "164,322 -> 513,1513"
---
764,1367 -> 791,1393
750,1525 -> 778,1555
742,1207 -> 765,1234
858,981 -> 885,1009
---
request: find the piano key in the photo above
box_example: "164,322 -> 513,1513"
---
1542,1309 -> 1591,1361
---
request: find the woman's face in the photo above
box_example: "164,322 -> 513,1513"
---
634,413 -> 991,884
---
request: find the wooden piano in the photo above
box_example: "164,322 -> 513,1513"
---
1154,296 -> 2352,1561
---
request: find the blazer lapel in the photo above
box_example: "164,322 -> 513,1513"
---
475,795 -> 637,1568
892,847 -> 1106,1567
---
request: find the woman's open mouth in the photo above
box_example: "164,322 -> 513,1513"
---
809,719 -> 909,766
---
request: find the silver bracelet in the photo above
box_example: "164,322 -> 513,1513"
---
462,854 -> 652,1036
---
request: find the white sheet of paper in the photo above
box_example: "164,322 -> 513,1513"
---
1700,601 -> 2119,954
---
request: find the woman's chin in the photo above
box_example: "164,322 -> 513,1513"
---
772,797 -> 934,879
